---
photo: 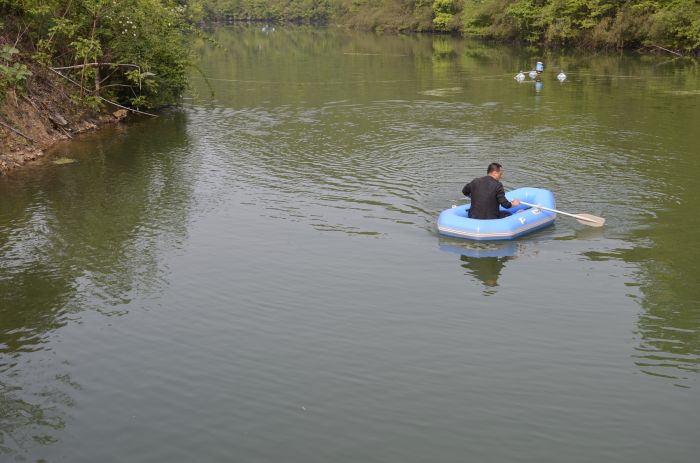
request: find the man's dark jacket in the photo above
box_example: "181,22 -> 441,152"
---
462,176 -> 513,219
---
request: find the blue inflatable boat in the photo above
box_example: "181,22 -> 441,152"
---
437,187 -> 556,240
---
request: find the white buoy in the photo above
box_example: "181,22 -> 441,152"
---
528,70 -> 537,79
557,71 -> 567,81
515,71 -> 525,81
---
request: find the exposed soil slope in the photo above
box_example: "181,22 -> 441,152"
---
0,65 -> 126,175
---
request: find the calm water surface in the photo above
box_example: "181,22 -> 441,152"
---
2,26 -> 699,462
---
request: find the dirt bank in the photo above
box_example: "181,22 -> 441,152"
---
0,68 -> 128,175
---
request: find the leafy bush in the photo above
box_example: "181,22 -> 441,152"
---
1,0 -> 191,109
187,0 -> 334,23
432,0 -> 458,31
0,45 -> 32,95
459,0 -> 700,52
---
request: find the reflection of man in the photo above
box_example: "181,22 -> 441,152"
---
460,255 -> 508,288
462,163 -> 520,219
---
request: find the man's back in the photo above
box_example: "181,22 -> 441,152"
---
462,175 -> 511,219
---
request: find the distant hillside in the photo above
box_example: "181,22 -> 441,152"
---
188,0 -> 700,54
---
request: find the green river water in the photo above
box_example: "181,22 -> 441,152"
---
1,25 -> 699,462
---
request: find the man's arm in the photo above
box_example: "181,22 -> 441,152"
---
462,182 -> 472,197
495,183 -> 513,209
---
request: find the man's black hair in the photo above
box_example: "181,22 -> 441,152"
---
487,162 -> 502,174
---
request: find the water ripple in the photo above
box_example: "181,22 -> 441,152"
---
184,96 -> 659,238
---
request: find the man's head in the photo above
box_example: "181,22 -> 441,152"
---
487,162 -> 503,181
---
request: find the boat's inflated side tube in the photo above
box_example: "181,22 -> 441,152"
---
437,187 -> 556,240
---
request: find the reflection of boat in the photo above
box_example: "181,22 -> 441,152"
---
439,239 -> 519,258
437,187 -> 556,240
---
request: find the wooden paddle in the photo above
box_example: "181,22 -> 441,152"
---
519,201 -> 605,227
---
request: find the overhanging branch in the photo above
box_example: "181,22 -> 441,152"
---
50,62 -> 142,71
48,67 -> 158,118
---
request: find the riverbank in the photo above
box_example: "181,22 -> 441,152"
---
0,67 -> 128,175
196,0 -> 700,55
1,0 -> 190,174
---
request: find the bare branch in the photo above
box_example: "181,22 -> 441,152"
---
96,96 -> 157,118
48,67 -> 158,118
13,24 -> 31,48
99,84 -> 137,90
50,62 -> 142,71
653,45 -> 683,57
58,125 -> 73,139
0,118 -> 36,143
22,95 -> 41,112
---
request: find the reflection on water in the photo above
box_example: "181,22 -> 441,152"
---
0,111 -> 195,456
578,113 -> 700,387
604,214 -> 698,386
1,25 -> 700,462
632,198 -> 700,386
0,377 -> 70,455
461,255 -> 511,295
585,242 -> 700,387
1,112 -> 193,354
439,239 -> 521,295
636,290 -> 699,387
554,225 -> 605,241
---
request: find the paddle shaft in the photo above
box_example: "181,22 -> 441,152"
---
519,201 -> 596,222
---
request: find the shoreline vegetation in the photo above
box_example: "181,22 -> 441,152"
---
1,0 -> 189,173
189,0 -> 700,54
2,0 -> 699,173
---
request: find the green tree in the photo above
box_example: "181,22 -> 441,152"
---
1,0 -> 191,109
432,0 -> 458,32
459,0 -> 700,52
0,44 -> 32,97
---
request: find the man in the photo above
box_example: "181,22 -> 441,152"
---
462,163 -> 520,219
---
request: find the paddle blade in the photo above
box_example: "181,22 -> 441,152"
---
575,214 -> 605,227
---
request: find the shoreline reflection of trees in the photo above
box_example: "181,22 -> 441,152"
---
0,111 -> 194,458
585,123 -> 700,387
585,243 -> 700,386
439,239 -> 521,296
0,112 -> 193,354
0,378 -> 69,455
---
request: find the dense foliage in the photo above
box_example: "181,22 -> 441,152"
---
1,0 -> 698,110
184,0 -> 334,23
460,0 -> 700,52
1,0 -> 191,108
332,0 -> 434,32
191,0 -> 700,53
